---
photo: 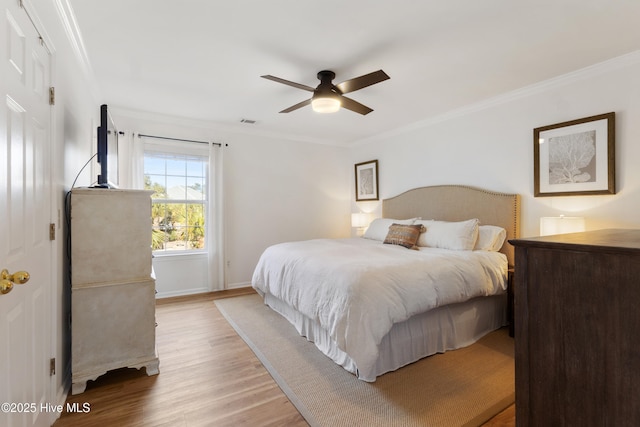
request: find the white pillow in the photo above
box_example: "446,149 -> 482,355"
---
474,225 -> 507,252
362,218 -> 417,241
415,218 -> 479,250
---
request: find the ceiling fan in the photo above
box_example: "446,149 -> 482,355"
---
261,69 -> 390,115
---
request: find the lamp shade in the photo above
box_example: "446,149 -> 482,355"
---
540,216 -> 585,236
351,213 -> 369,228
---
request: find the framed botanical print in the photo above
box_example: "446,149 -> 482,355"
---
534,112 -> 615,197
355,160 -> 378,201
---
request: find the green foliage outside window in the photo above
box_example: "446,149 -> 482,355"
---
144,174 -> 206,252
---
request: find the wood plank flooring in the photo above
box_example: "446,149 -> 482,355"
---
53,289 -> 515,427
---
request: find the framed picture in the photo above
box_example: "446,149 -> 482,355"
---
355,160 -> 379,201
534,112 -> 615,197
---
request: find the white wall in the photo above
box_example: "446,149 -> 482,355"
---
55,52 -> 98,413
350,52 -> 640,238
224,133 -> 351,287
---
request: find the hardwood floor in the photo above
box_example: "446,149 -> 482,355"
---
483,404 -> 515,426
54,289 -> 514,427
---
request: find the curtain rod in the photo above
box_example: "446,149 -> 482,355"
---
138,133 -> 222,147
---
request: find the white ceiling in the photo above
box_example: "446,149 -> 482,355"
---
67,0 -> 640,145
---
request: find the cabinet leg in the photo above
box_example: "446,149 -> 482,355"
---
145,359 -> 160,376
71,381 -> 87,395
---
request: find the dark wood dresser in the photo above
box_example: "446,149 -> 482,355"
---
510,229 -> 640,427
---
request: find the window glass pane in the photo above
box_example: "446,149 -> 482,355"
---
144,148 -> 208,254
166,176 -> 186,199
145,174 -> 167,198
166,157 -> 186,176
186,204 -> 205,249
186,158 -> 205,177
151,202 -> 166,229
144,155 -> 166,175
168,225 -> 188,251
151,229 -> 169,251
186,177 -> 205,200
164,203 -> 185,227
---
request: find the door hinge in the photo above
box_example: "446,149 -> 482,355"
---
49,87 -> 55,105
49,223 -> 56,240
50,358 -> 56,376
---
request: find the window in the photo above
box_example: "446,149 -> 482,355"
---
144,150 -> 208,253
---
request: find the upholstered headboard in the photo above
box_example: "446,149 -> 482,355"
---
382,185 -> 521,266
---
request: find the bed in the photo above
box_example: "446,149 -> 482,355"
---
251,185 -> 520,381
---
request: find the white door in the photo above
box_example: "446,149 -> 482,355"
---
0,0 -> 53,426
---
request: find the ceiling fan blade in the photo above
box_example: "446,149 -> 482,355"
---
261,75 -> 315,92
338,95 -> 373,115
336,70 -> 390,94
279,98 -> 312,113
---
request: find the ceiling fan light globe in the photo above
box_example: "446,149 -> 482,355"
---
311,97 -> 341,113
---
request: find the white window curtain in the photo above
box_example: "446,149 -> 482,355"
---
116,130 -> 145,190
120,133 -> 225,291
207,140 -> 225,291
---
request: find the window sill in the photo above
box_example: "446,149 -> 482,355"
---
152,251 -> 207,259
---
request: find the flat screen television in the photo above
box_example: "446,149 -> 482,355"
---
96,104 -> 119,188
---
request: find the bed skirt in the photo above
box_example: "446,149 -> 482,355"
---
261,292 -> 508,381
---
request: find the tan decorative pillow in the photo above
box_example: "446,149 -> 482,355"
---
383,223 -> 426,249
362,218 -> 418,241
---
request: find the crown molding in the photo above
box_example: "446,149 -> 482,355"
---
52,0 -> 100,99
353,50 -> 640,146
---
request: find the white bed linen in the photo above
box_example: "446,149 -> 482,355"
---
262,291 -> 507,381
251,238 -> 508,381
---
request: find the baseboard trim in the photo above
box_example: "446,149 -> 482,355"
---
156,287 -> 256,304
155,287 -> 209,299
226,281 -> 251,289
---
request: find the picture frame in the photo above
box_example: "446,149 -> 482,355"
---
355,160 -> 379,201
534,112 -> 615,197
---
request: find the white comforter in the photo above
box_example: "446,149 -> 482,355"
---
251,237 -> 507,380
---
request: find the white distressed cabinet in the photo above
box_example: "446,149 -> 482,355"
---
70,188 -> 159,395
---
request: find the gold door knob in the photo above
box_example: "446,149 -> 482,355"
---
0,269 -> 30,295
1,279 -> 13,295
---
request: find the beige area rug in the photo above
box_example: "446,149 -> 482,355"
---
215,294 -> 515,427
